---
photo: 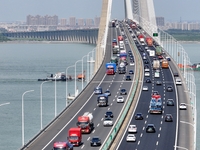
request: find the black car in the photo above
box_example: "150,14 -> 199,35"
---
146,124 -> 156,133
120,89 -> 127,95
90,136 -> 101,147
146,78 -> 151,83
173,72 -> 179,77
135,113 -> 143,120
166,85 -> 173,92
126,75 -> 131,80
152,91 -> 159,95
167,99 -> 175,106
129,70 -> 134,74
105,111 -> 114,118
165,114 -> 173,122
144,60 -> 149,64
128,50 -> 132,54
104,90 -> 111,96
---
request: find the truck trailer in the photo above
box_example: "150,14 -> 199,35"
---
149,98 -> 162,114
76,112 -> 94,133
146,37 -> 153,46
153,60 -> 160,70
68,128 -> 82,146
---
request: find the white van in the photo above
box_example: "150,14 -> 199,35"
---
154,72 -> 160,78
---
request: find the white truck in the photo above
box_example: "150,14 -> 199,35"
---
153,60 -> 160,70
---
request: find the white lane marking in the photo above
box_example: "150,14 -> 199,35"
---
92,130 -> 95,133
159,127 -> 162,131
81,145 -> 84,149
94,108 -> 96,111
146,115 -> 148,118
110,103 -> 113,106
143,127 -> 145,130
140,133 -> 143,137
97,123 -> 100,127
156,141 -> 159,145
161,121 -> 163,124
108,107 -> 110,110
101,118 -> 104,121
158,134 -> 160,138
138,141 -> 140,145
113,99 -> 115,101
87,137 -> 90,141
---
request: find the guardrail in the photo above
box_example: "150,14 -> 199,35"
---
101,23 -> 143,150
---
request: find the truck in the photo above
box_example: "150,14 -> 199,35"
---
118,35 -> 123,42
138,34 -> 145,42
112,39 -> 117,48
97,94 -> 108,106
106,63 -> 116,75
110,56 -> 118,65
53,141 -> 73,150
112,45 -> 119,54
68,128 -> 82,146
149,98 -> 162,114
156,46 -> 162,56
162,59 -> 169,68
76,112 -> 94,133
118,65 -> 126,74
146,37 -> 153,46
112,20 -> 115,27
153,60 -> 160,70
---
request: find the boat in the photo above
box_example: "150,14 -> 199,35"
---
38,72 -> 72,81
67,88 -> 79,100
191,63 -> 200,71
77,72 -> 86,81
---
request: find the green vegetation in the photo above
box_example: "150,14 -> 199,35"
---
0,33 -> 11,42
166,29 -> 200,41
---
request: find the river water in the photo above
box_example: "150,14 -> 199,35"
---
0,41 -> 199,149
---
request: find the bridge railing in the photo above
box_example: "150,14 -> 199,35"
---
135,14 -> 196,149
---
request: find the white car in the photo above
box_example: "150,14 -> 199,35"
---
103,118 -> 113,126
175,78 -> 182,85
142,85 -> 148,91
128,125 -> 137,133
117,96 -> 124,103
179,103 -> 187,110
126,134 -> 136,142
145,72 -> 150,77
130,62 -> 135,66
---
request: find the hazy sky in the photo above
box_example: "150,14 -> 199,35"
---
0,0 -> 199,22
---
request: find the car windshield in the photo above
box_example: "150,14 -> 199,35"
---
105,118 -> 111,120
106,112 -> 112,115
69,136 -> 78,140
77,121 -> 89,126
92,138 -> 100,141
121,89 -> 126,92
54,148 -> 66,150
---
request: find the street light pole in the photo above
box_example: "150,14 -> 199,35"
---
55,78 -> 57,117
66,65 -> 75,106
22,90 -> 34,146
40,81 -> 51,130
82,55 -> 88,90
75,60 -> 82,97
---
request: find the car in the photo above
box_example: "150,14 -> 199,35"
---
105,111 -> 114,118
166,56 -> 171,61
129,70 -> 134,74
144,72 -> 150,77
126,75 -> 131,80
155,69 -> 160,73
117,95 -> 124,103
128,50 -> 132,54
167,99 -> 175,106
144,60 -> 149,64
158,55 -> 163,59
146,124 -> 156,133
126,134 -> 136,142
128,125 -> 137,133
146,78 -> 151,83
104,90 -> 111,96
152,91 -> 159,95
142,85 -> 148,91
94,86 -> 103,95
130,61 -> 135,66
144,65 -> 150,72
143,56 -> 147,60
173,72 -> 179,77
179,103 -> 187,110
165,114 -> 173,122
145,46 -> 148,50
156,80 -> 162,85
90,136 -> 101,147
135,113 -> 143,120
175,77 -> 182,85
103,117 -> 113,126
166,85 -> 173,92
120,88 -> 127,95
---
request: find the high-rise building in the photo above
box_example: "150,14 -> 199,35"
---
77,18 -> 85,26
94,17 -> 100,27
26,15 -> 58,25
60,18 -> 67,26
69,17 -> 76,26
156,17 -> 165,26
85,19 -> 94,27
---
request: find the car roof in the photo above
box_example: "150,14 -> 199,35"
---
129,124 -> 136,127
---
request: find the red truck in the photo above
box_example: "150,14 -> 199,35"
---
76,112 -> 94,133
118,35 -> 123,42
68,128 -> 82,146
53,141 -> 73,150
146,37 -> 153,46
106,63 -> 116,75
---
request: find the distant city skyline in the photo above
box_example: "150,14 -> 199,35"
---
0,0 -> 199,22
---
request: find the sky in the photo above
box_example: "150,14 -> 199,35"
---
0,0 -> 199,22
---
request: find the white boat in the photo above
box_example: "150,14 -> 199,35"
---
67,88 -> 79,100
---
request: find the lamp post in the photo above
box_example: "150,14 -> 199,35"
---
87,49 -> 95,83
82,55 -> 88,90
55,77 -> 57,117
75,59 -> 82,97
22,90 -> 34,146
66,65 -> 75,106
40,81 -> 51,130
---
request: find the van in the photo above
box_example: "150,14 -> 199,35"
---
175,78 -> 182,85
155,72 -> 160,78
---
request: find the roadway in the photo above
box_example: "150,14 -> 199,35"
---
21,22 -> 139,150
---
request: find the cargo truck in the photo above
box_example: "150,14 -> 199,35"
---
76,112 -> 94,133
68,128 -> 82,146
97,94 -> 108,106
153,60 -> 160,70
110,56 -> 118,65
156,46 -> 162,56
106,63 -> 116,75
112,45 -> 119,54
149,98 -> 162,114
112,39 -> 117,48
118,35 -> 123,42
146,37 -> 153,46
162,59 -> 169,68
53,141 -> 73,150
